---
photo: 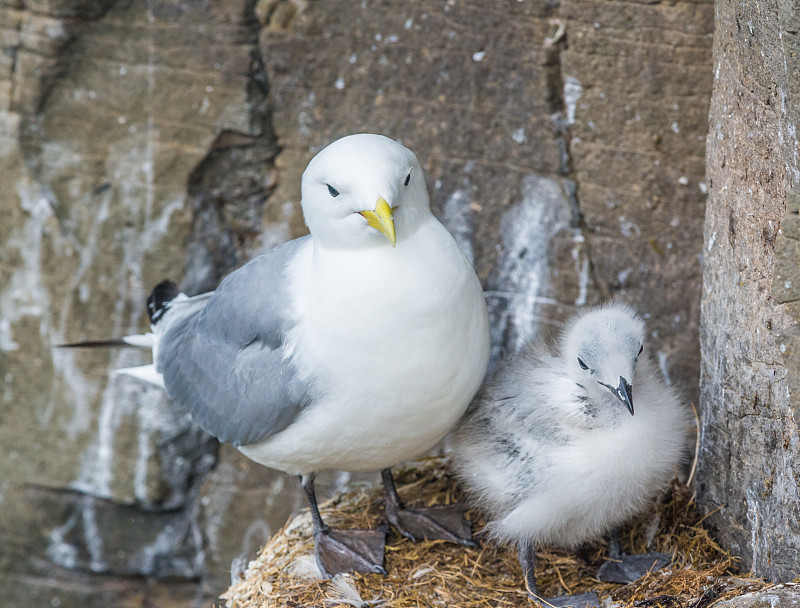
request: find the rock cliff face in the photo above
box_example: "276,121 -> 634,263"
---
0,1 -> 712,605
698,0 -> 800,581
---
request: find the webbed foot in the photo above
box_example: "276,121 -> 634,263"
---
314,528 -> 387,577
381,468 -> 475,546
596,551 -> 671,583
385,501 -> 475,545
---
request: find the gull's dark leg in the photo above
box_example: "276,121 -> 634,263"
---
380,468 -> 475,546
518,542 -> 599,608
301,473 -> 328,535
300,473 -> 386,577
596,527 -> 671,583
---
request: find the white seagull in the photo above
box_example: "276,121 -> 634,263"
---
452,303 -> 690,607
62,134 -> 491,576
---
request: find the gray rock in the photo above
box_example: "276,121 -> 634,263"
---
698,0 -> 800,582
713,585 -> 800,608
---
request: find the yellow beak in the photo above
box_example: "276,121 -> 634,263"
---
359,197 -> 396,247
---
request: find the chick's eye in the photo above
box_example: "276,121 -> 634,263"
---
638,344 -> 644,356
327,184 -> 340,198
404,171 -> 411,187
577,357 -> 589,370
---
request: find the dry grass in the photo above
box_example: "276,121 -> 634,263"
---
221,457 -> 765,608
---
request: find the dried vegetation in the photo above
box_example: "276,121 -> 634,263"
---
222,457 -> 766,608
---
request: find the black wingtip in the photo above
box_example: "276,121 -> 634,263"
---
147,279 -> 180,324
55,338 -> 132,349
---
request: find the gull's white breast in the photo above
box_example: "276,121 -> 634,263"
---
239,219 -> 490,474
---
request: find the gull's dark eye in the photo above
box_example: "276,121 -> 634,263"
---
404,171 -> 411,187
327,184 -> 340,198
638,344 -> 644,356
577,357 -> 589,370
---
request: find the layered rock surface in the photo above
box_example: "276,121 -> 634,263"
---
0,1 -> 712,605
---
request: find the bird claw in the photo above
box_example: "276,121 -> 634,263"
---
314,528 -> 387,577
536,591 -> 600,608
596,551 -> 671,583
385,501 -> 476,546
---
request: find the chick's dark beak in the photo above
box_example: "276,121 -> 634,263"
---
616,377 -> 634,415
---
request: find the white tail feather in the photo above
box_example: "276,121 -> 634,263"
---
121,333 -> 156,348
114,364 -> 165,389
113,292 -> 211,390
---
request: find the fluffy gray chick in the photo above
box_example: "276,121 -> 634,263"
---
452,302 -> 691,607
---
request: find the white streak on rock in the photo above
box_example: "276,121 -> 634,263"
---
746,487 -> 762,570
254,199 -> 295,256
71,189 -> 184,498
563,76 -> 583,126
486,174 -> 573,364
439,189 -> 474,265
47,511 -> 80,570
0,183 -> 54,352
82,496 -> 107,572
573,247 -> 589,307
657,351 -> 673,386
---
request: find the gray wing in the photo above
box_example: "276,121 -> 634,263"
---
156,237 -> 310,447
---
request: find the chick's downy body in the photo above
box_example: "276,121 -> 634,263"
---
453,303 -> 691,550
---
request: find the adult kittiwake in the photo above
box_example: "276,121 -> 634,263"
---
62,134 -> 491,577
451,303 -> 690,607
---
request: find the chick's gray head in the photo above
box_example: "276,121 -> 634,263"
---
562,303 -> 646,415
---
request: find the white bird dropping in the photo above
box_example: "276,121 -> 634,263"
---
452,302 -> 691,607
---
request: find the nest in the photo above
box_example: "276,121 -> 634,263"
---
222,457 -> 766,608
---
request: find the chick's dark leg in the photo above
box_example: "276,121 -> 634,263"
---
518,542 -> 600,608
518,542 -> 539,598
596,527 -> 671,583
380,468 -> 475,545
301,473 -> 386,577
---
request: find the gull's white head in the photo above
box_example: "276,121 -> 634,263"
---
562,303 -> 646,415
300,134 -> 432,250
